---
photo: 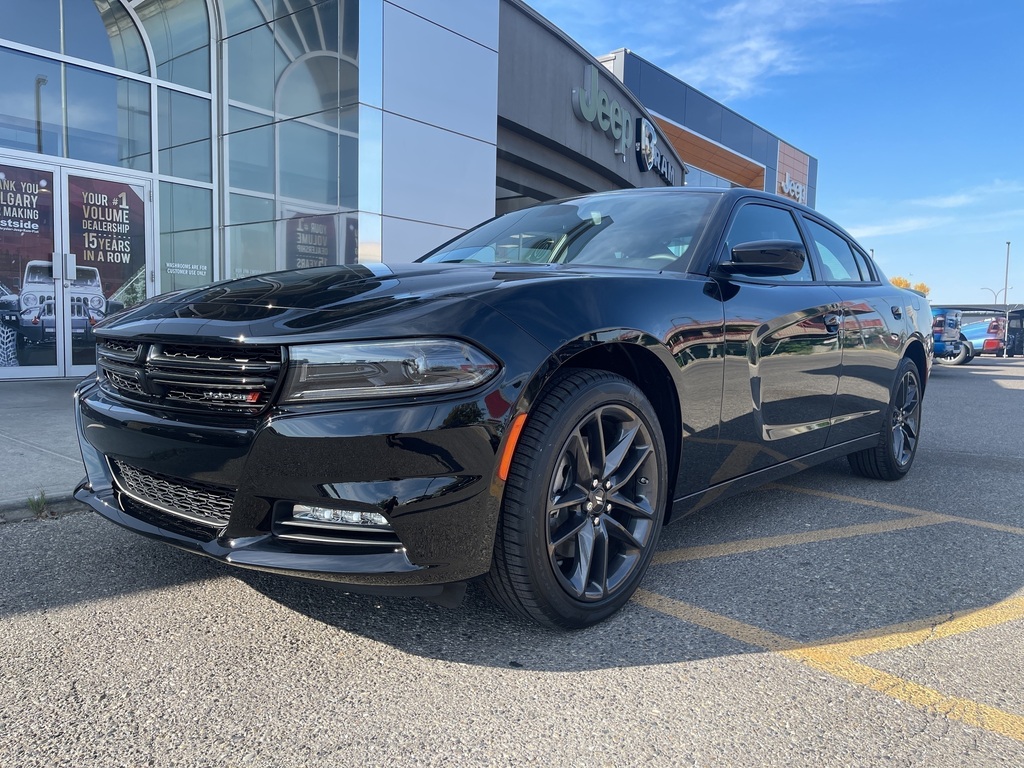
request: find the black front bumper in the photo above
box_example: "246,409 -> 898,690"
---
74,378 -> 510,594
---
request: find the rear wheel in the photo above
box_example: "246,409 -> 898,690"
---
848,357 -> 922,481
937,343 -> 968,366
485,369 -> 668,629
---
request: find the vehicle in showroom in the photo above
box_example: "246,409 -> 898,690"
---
74,188 -> 932,628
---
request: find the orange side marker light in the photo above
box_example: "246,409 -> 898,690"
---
497,413 -> 528,482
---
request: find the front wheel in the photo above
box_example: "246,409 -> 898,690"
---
848,357 -> 922,481
485,369 -> 668,629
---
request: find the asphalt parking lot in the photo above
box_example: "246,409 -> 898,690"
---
1,357 -> 1022,767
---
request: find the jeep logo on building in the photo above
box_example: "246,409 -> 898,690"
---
571,65 -> 676,185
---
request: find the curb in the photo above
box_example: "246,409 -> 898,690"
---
0,495 -> 81,524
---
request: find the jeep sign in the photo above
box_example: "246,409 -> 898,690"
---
571,65 -> 677,185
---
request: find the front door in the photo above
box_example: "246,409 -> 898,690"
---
0,159 -> 151,378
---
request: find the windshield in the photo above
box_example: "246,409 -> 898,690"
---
421,191 -> 720,270
25,265 -> 52,283
72,268 -> 101,288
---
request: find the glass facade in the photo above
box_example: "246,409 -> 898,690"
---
221,0 -> 359,279
0,0 -> 360,302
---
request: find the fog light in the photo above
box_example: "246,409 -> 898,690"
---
292,504 -> 390,528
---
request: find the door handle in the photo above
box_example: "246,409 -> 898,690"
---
823,313 -> 841,333
891,305 -> 903,320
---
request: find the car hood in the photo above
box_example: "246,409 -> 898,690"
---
94,262 -> 652,344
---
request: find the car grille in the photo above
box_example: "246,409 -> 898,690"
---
96,338 -> 283,414
110,459 -> 235,529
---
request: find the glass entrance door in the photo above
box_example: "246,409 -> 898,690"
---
61,170 -> 150,375
0,158 -> 151,379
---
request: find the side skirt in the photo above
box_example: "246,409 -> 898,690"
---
667,434 -> 879,522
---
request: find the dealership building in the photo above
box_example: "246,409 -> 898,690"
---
0,0 -> 817,380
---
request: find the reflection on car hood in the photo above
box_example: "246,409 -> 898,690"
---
93,262 -> 647,343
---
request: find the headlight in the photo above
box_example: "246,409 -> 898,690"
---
89,295 -> 105,309
21,294 -> 38,308
281,338 -> 500,402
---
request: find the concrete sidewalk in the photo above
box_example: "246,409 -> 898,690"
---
0,377 -> 86,518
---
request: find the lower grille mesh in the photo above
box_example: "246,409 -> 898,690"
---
111,459 -> 234,528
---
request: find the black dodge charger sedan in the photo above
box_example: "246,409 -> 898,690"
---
74,188 -> 932,628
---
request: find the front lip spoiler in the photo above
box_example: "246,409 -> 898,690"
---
73,480 -> 469,603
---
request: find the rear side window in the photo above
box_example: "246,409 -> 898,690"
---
805,219 -> 868,282
724,203 -> 813,281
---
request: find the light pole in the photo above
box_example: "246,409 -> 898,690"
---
1004,242 -> 1011,347
981,287 -> 1005,304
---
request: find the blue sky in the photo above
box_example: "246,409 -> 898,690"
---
526,0 -> 1024,305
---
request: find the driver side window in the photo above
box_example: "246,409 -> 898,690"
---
725,204 -> 814,281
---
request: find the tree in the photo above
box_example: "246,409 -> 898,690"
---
912,282 -> 931,296
889,276 -> 911,289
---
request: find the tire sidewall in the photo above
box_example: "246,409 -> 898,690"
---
508,372 -> 668,627
883,358 -> 922,478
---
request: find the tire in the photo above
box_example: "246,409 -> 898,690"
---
0,324 -> 19,367
959,338 -> 973,365
937,343 -> 969,366
848,357 -> 922,481
996,349 -> 1005,358
485,368 -> 668,629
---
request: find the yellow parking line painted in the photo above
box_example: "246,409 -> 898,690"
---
653,514 -> 947,566
635,590 -> 1024,743
812,596 -> 1024,659
787,649 -> 1024,743
770,483 -> 1024,536
765,483 -> 936,517
634,590 -> 799,651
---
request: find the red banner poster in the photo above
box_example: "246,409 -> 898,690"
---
0,165 -> 56,367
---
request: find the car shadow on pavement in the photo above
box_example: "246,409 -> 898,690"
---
239,453 -> 1024,672
0,513 -> 229,619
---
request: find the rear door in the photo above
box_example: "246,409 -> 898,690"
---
799,214 -> 905,447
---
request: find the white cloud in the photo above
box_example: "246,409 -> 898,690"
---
848,216 -> 951,239
910,180 -> 1024,209
527,0 -> 894,101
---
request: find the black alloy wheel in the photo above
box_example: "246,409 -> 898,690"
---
485,369 -> 667,629
849,357 -> 922,481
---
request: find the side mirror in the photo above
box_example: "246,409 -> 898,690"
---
714,240 -> 807,277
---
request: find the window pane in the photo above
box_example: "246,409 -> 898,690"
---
226,24 -> 280,111
228,193 -> 274,225
158,88 -> 211,181
219,0 -> 269,37
0,1 -> 60,52
805,220 -> 863,282
227,220 -> 276,278
227,123 -> 275,194
159,181 -> 212,290
279,118 -> 338,205
137,0 -> 210,90
67,66 -> 151,170
275,1 -> 338,58
160,181 -> 211,230
277,53 -> 341,121
0,50 -> 63,156
64,0 -> 150,75
725,203 -> 812,282
851,247 -> 875,281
